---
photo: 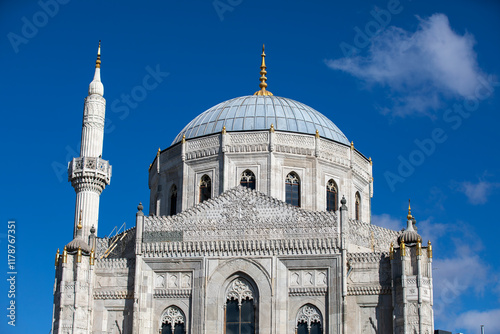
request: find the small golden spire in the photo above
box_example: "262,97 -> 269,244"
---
417,237 -> 422,256
315,129 -> 319,138
96,40 -> 101,68
400,239 -> 406,256
77,246 -> 82,263
254,44 -> 273,96
369,157 -> 372,165
55,248 -> 60,266
270,123 -> 275,132
182,134 -> 186,143
62,246 -> 67,263
77,210 -> 83,230
222,126 -> 226,134
90,249 -> 95,266
389,242 -> 394,260
350,141 -> 354,150
157,147 -> 161,157
427,240 -> 432,258
407,199 -> 412,220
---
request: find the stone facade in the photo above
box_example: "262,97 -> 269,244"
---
51,48 -> 434,334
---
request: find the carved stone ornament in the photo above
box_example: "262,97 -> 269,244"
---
226,278 -> 254,306
161,306 -> 185,326
296,304 -> 322,330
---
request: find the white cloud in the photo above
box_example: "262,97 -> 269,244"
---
371,213 -> 403,231
455,180 -> 500,205
455,309 -> 500,333
326,14 -> 487,116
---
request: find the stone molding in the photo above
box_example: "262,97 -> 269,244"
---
154,289 -> 192,299
176,131 -> 369,177
142,237 -> 339,258
93,290 -> 134,300
289,287 -> 327,297
347,285 -> 391,295
347,252 -> 390,263
95,258 -> 135,270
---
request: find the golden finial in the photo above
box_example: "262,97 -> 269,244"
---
90,249 -> 95,266
96,40 -> 101,68
369,157 -> 372,165
315,129 -> 320,138
417,237 -> 422,256
62,246 -> 67,263
157,147 -> 161,157
222,126 -> 226,134
77,246 -> 82,263
407,199 -> 412,220
389,242 -> 394,260
55,249 -> 60,266
270,123 -> 275,133
400,239 -> 406,256
182,134 -> 186,143
77,210 -> 83,230
350,141 -> 354,150
427,240 -> 432,258
254,44 -> 273,96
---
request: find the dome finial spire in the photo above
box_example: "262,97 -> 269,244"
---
407,199 -> 412,220
254,44 -> 273,96
96,40 -> 101,68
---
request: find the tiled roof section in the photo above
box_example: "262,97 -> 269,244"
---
172,95 -> 349,146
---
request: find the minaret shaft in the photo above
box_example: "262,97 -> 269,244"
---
68,42 -> 111,241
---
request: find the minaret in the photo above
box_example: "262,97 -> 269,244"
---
68,41 -> 112,241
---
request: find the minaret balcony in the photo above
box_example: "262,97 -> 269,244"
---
68,157 -> 112,184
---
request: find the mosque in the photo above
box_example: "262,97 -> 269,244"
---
51,43 -> 435,334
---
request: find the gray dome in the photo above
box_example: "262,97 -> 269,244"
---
172,95 -> 349,145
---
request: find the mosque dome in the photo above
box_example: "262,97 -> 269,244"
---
171,95 -> 349,146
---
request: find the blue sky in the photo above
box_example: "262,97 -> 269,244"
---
1,0 -> 499,332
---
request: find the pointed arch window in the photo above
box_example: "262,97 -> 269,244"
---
170,185 -> 177,216
240,170 -> 256,190
199,175 -> 211,203
225,278 -> 256,334
355,192 -> 361,221
326,179 -> 338,212
285,172 -> 300,207
296,304 -> 323,334
160,306 -> 185,334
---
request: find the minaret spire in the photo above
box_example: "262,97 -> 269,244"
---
254,44 -> 273,96
68,41 -> 112,241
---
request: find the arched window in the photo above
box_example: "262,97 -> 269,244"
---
240,170 -> 256,190
296,304 -> 323,334
199,175 -> 211,203
326,179 -> 338,212
285,172 -> 300,207
355,192 -> 361,221
225,278 -> 256,334
160,306 -> 185,334
170,185 -> 177,216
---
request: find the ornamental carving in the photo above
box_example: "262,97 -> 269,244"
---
226,279 -> 254,306
161,306 -> 185,326
296,305 -> 322,330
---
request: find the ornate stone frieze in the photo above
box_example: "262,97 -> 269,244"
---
93,290 -> 134,300
154,289 -> 192,299
142,237 -> 338,258
348,218 -> 400,251
289,270 -> 327,287
155,272 -> 192,289
95,257 -> 135,271
347,252 -> 390,264
347,285 -> 391,295
289,287 -> 327,296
